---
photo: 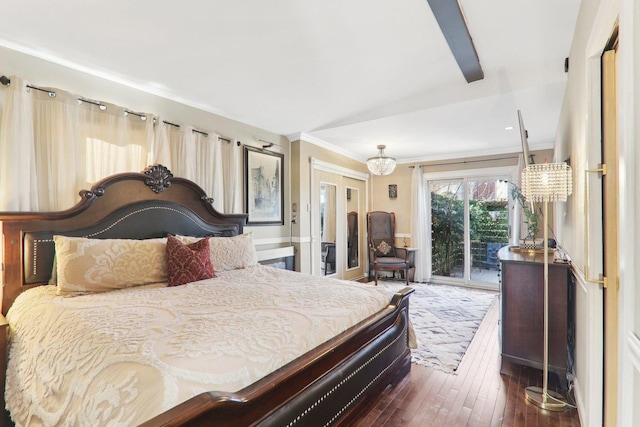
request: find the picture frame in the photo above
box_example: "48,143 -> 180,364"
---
244,146 -> 284,225
388,184 -> 397,199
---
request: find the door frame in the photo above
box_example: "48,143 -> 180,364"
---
423,165 -> 518,290
601,45 -> 619,427
310,158 -> 369,279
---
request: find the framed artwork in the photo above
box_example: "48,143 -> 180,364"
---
244,146 -> 284,225
388,184 -> 398,199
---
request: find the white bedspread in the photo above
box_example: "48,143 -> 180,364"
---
5,265 -> 397,426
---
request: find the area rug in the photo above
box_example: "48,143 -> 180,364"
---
375,280 -> 497,374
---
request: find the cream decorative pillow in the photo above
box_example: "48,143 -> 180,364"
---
53,235 -> 167,296
177,232 -> 258,271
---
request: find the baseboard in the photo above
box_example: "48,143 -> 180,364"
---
573,376 -> 587,427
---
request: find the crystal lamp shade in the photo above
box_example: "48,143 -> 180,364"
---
521,162 -> 573,202
367,145 -> 396,176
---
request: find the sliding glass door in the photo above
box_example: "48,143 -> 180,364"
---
429,176 -> 509,287
430,180 -> 466,280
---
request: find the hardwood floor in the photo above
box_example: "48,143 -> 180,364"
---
351,299 -> 582,427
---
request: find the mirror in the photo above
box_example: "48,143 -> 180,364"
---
346,187 -> 359,269
320,183 -> 337,275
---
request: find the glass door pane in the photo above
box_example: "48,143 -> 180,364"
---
346,187 -> 359,270
468,179 -> 509,284
430,180 -> 465,280
320,182 -> 337,275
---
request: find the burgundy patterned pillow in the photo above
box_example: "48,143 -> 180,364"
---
166,235 -> 215,287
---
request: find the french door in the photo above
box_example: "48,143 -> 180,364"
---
428,173 -> 511,288
310,159 -> 368,280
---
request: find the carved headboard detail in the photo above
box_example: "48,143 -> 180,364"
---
143,164 -> 174,194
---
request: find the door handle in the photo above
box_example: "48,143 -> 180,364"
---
584,164 -> 608,288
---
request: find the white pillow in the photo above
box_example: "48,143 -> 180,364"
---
53,235 -> 167,296
177,232 -> 258,272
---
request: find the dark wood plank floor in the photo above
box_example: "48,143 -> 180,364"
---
351,298 -> 582,427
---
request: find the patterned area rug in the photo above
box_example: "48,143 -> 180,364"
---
375,280 -> 497,373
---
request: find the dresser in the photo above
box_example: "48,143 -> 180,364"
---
497,246 -> 575,381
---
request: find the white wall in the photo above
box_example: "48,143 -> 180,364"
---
0,46 -> 292,248
617,1 -> 640,425
555,2 -> 604,425
555,0 -> 640,425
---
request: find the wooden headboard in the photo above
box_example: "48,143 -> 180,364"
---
0,164 -> 247,315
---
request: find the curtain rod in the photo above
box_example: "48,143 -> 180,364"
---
1,76 -> 58,97
1,75 -> 240,144
162,120 -> 238,145
1,77 -> 144,118
409,154 -> 525,168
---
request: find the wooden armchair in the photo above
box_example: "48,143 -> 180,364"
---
321,242 -> 336,275
347,211 -> 358,268
366,211 -> 409,285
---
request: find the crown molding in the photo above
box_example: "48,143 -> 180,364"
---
287,132 -> 365,163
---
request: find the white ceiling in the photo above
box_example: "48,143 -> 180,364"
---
0,0 -> 581,164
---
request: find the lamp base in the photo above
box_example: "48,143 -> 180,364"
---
524,386 -> 569,411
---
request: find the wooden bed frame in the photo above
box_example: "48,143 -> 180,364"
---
0,165 -> 413,426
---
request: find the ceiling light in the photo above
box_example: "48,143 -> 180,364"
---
367,145 -> 396,176
505,126 -> 514,130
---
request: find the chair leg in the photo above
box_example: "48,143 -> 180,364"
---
405,267 -> 409,285
374,270 -> 378,286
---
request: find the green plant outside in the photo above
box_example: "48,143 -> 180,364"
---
431,192 -> 509,277
510,185 -> 540,240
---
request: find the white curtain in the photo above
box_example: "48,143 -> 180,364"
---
410,165 -> 429,282
221,140 -> 242,213
1,78 -> 241,214
0,77 -> 38,210
0,76 -> 154,211
155,121 -> 224,212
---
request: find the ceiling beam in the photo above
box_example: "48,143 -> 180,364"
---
426,0 -> 484,83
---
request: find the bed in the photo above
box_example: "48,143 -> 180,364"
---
0,165 -> 414,426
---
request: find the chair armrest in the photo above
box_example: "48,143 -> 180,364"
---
394,247 -> 409,261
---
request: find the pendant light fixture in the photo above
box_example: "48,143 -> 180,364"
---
367,145 -> 396,176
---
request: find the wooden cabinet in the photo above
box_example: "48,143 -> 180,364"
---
497,246 -> 574,381
0,313 -> 8,425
